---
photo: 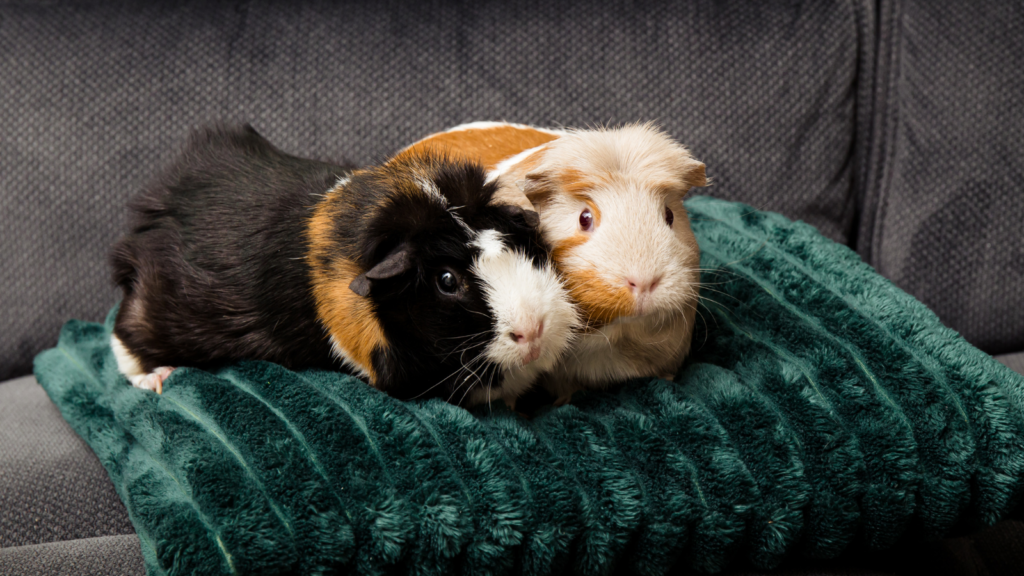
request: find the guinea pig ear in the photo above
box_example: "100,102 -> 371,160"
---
682,161 -> 707,190
495,204 -> 541,228
348,243 -> 414,297
521,172 -> 556,206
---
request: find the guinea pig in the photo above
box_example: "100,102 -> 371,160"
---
403,122 -> 706,404
108,123 -> 578,407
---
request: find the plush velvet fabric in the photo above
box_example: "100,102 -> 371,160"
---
34,197 -> 1024,576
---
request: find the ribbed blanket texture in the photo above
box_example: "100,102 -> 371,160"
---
34,196 -> 1024,576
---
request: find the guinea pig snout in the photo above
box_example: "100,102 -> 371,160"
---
509,319 -> 544,364
623,273 -> 663,315
625,275 -> 662,297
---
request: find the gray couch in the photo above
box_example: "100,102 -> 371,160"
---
2,1 -> 1022,574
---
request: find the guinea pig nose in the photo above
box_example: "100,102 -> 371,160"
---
510,320 -> 544,344
626,276 -> 662,296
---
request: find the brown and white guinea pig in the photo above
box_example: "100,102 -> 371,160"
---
108,123 -> 577,407
403,121 -> 707,403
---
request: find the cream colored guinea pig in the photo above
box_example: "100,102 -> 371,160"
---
403,122 -> 706,403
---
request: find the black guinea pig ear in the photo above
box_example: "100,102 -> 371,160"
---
495,204 -> 541,228
348,243 -> 414,297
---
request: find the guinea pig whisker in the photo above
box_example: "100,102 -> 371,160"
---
692,303 -> 714,350
436,330 -> 491,342
457,304 -> 491,320
441,338 -> 489,363
448,367 -> 477,405
460,354 -> 495,403
693,292 -> 728,311
413,349 -> 486,401
444,349 -> 491,404
456,368 -> 484,407
696,284 -> 741,300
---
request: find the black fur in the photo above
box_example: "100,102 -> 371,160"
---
111,124 -> 549,404
315,149 -> 550,402
111,124 -> 349,372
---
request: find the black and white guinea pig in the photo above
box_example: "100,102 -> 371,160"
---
406,122 -> 707,405
109,124 -> 577,406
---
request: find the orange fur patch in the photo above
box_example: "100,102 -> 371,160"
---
561,268 -> 634,326
306,187 -> 387,384
556,167 -> 605,199
403,125 -> 559,170
550,234 -> 587,264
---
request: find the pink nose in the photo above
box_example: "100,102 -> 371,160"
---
626,275 -> 661,296
511,320 -> 544,345
511,320 -> 544,364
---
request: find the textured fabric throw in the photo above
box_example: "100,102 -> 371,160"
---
34,197 -> 1024,576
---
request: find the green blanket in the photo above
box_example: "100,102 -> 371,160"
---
34,196 -> 1024,576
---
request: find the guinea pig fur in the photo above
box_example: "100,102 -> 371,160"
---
405,122 -> 706,403
109,123 -> 577,406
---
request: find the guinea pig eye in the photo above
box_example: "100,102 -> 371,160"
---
579,208 -> 594,232
436,270 -> 460,295
665,206 -> 674,227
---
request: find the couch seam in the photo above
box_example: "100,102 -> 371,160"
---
866,0 -> 904,271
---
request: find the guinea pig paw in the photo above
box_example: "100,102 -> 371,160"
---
133,367 -> 175,394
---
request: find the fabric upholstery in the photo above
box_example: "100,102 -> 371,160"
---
996,353 -> 1024,378
34,197 -> 1024,575
857,0 -> 1024,355
0,535 -> 144,576
0,0 -> 870,381
0,376 -> 134,548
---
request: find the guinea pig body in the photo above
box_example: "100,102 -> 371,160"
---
110,124 -> 577,406
405,122 -> 706,402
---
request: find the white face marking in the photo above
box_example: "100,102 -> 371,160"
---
469,232 -> 580,403
470,229 -> 506,260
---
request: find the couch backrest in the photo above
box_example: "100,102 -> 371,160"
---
17,0 -> 1018,381
857,0 -> 1024,355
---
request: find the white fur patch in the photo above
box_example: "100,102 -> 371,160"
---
486,143 -> 550,184
329,335 -> 372,380
111,335 -> 174,392
471,229 -> 506,260
446,121 -> 566,136
111,334 -> 145,380
415,176 -> 447,206
470,234 -> 579,403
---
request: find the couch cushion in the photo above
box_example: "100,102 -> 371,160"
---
858,0 -> 1024,355
0,377 -> 134,548
997,352 -> 1024,378
0,0 -> 871,380
0,535 -> 144,576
